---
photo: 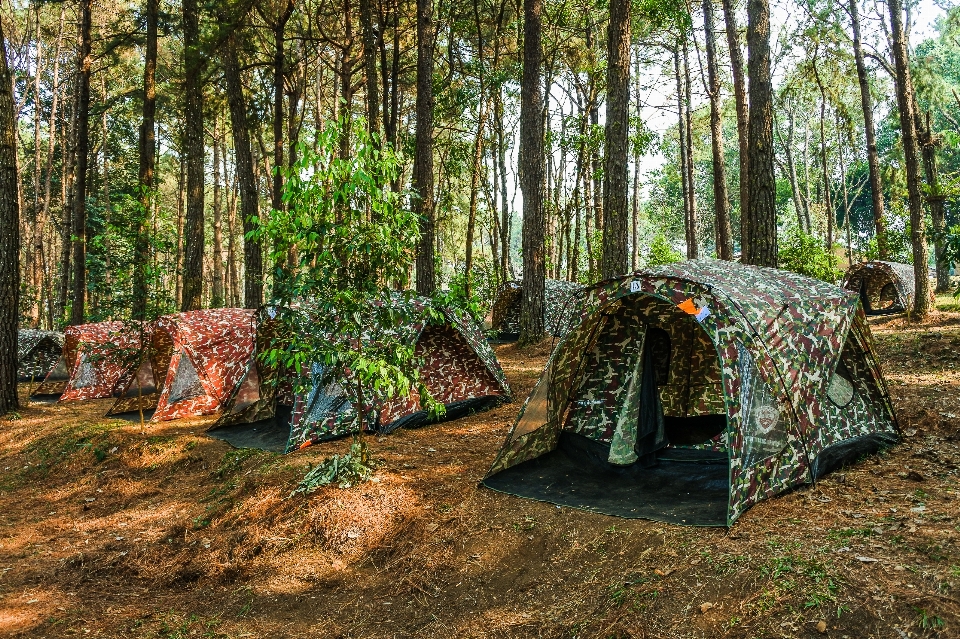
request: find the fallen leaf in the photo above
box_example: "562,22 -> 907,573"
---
699,602 -> 714,613
856,556 -> 878,563
816,620 -> 827,633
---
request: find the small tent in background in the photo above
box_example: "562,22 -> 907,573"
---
491,279 -> 584,340
842,260 -> 932,315
209,301 -> 512,452
31,322 -> 150,401
17,330 -> 64,382
483,260 -> 899,527
107,308 -> 257,421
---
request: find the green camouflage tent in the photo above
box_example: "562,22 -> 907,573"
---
491,279 -> 584,340
209,300 -> 512,452
17,330 -> 64,382
483,260 -> 899,526
842,260 -> 932,315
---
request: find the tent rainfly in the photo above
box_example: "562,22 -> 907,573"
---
108,309 -> 257,421
491,279 -> 584,340
209,301 -> 512,453
842,260 -> 933,315
483,260 -> 899,527
31,322 -> 151,401
17,330 -> 64,382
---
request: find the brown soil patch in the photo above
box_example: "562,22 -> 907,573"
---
1,323 -> 959,638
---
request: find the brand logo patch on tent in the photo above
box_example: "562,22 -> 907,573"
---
678,298 -> 711,322
757,404 -> 780,433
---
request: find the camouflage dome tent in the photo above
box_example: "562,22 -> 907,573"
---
842,261 -> 931,315
208,301 -> 512,453
17,330 -> 64,382
491,279 -> 584,340
31,322 -> 151,401
107,309 -> 257,421
483,260 -> 899,527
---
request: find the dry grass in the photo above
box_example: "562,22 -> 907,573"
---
0,323 -> 958,638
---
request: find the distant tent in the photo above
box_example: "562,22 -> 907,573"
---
483,260 -> 899,527
31,322 -> 150,401
210,301 -> 512,453
491,279 -> 584,340
17,330 -> 64,382
108,309 -> 257,421
842,261 -> 932,315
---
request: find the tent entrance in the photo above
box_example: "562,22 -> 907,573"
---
484,294 -> 730,525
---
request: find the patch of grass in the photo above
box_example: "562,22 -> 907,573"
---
914,606 -> 946,631
216,448 -> 261,478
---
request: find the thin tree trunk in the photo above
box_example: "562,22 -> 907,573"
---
918,113 -> 949,293
0,17 -> 19,414
41,4 -> 66,329
601,0 -> 630,278
132,0 -> 157,320
703,0 -> 733,260
519,0 -> 545,345
414,0 -> 436,294
849,0 -> 887,258
57,73 -> 79,325
674,48 -> 691,258
360,0 -> 379,135
181,0 -> 205,311
223,30 -> 263,308
888,0 -> 930,317
683,42 -> 699,259
812,56 -> 833,250
722,0 -> 750,260
70,0 -> 93,325
745,0 -> 777,266
271,1 -> 294,220
212,117 -> 225,307
465,0 -> 488,297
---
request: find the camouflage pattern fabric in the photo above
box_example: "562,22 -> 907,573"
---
147,309 -> 257,422
842,261 -> 932,314
287,299 -> 512,449
486,259 -> 899,526
17,330 -> 64,382
33,322 -> 152,402
491,279 -> 584,338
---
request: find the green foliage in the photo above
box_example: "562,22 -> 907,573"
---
778,227 -> 843,284
290,437 -> 375,495
255,117 -> 441,441
943,225 -> 960,298
645,234 -> 682,267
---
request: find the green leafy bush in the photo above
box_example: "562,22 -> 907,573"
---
778,227 -> 843,284
646,234 -> 683,267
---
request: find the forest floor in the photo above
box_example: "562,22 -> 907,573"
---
2,302 -> 960,639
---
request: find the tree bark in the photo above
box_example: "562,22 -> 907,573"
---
0,17 -> 19,414
223,30 -> 263,308
70,0 -> 93,325
721,0 -> 750,261
414,0 -> 436,295
360,0 -> 380,135
918,114 -> 949,293
181,0 -> 205,311
519,0 -> 545,345
674,49 -> 691,258
812,56 -> 833,250
745,0 -> 777,266
888,0 -> 930,317
132,0 -> 157,320
683,42 -> 699,259
601,0 -> 630,279
849,0 -> 887,258
703,0 -> 733,260
465,0 -> 488,297
212,117 -> 225,307
270,0 -> 295,223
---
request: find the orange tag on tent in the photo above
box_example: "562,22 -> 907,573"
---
678,298 -> 699,315
299,440 -> 313,451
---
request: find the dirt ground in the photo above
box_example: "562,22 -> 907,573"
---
2,308 -> 960,639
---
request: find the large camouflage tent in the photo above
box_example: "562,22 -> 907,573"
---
107,309 -> 257,421
209,301 -> 512,453
842,261 -> 931,315
17,330 -> 64,382
491,279 -> 584,339
31,322 -> 151,401
483,260 -> 899,527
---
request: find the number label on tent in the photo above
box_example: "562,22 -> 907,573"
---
630,280 -> 642,293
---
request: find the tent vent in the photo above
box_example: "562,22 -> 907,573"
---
169,354 -> 204,403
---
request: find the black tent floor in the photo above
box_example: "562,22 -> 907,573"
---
110,409 -> 156,423
483,440 -> 730,526
207,419 -> 289,453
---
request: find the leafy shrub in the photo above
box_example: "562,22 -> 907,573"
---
778,228 -> 843,284
646,234 -> 683,267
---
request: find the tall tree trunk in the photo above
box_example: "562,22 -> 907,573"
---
745,0 -> 777,266
414,0 -> 436,295
41,4 -> 66,329
703,0 -> 733,260
465,0 -> 488,297
181,0 -> 205,311
812,56 -> 833,249
223,31 -> 263,308
271,1 -> 295,221
632,52 -> 641,271
721,0 -> 750,261
58,74 -> 79,325
849,0 -> 887,258
918,113 -> 949,293
70,0 -> 93,325
0,17 -> 19,414
519,0 -> 545,345
674,49 -> 691,257
132,0 -> 157,320
360,0 -> 380,135
30,13 -> 43,327
888,0 -> 930,317
683,42 -> 699,259
212,117 -> 225,307
496,90 -> 512,281
601,0 -> 630,278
